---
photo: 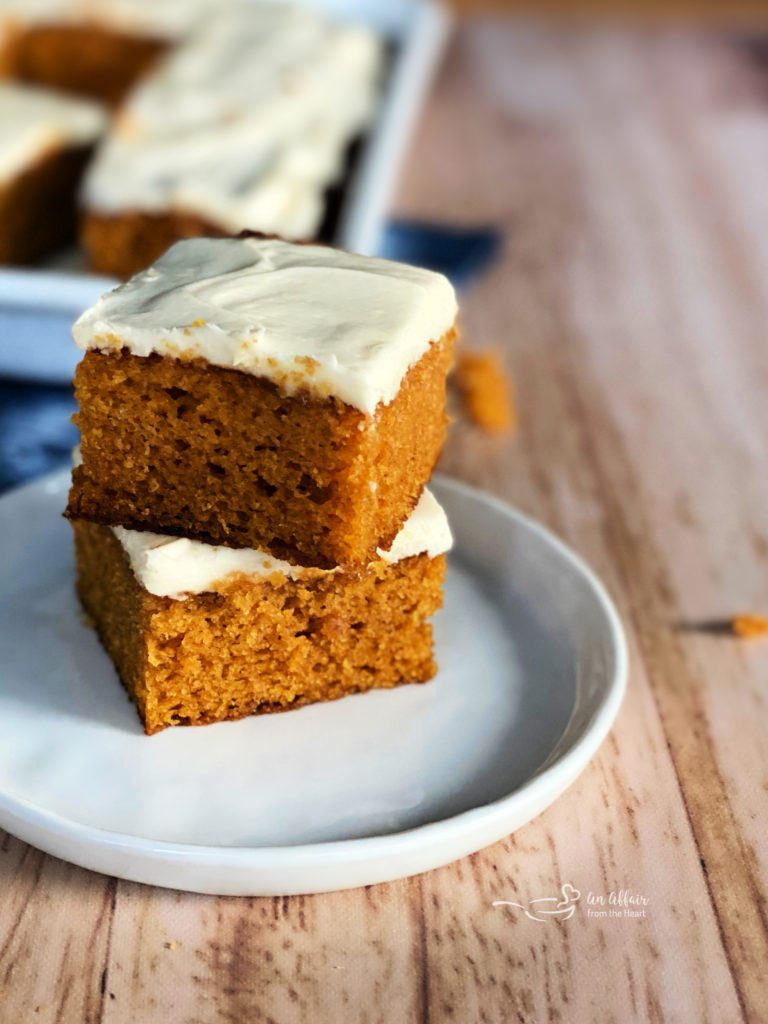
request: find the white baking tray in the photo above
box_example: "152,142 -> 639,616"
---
0,0 -> 450,384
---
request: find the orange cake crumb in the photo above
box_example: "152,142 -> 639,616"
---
455,350 -> 516,434
731,614 -> 768,639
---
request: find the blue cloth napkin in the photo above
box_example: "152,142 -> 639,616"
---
0,380 -> 78,493
379,220 -> 502,289
0,221 -> 503,494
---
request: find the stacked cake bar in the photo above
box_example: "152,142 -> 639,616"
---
67,236 -> 458,734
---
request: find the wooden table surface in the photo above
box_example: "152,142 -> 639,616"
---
2,22 -> 768,1024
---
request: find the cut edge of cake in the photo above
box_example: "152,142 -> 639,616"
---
67,237 -> 457,567
73,487 -> 452,734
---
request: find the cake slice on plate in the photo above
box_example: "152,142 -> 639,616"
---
67,236 -> 457,568
73,488 -> 451,735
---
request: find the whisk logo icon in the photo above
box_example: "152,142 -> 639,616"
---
492,883 -> 581,923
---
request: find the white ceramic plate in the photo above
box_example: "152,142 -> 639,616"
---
0,472 -> 627,895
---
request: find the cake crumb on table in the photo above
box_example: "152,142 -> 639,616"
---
731,614 -> 768,639
454,350 -> 516,434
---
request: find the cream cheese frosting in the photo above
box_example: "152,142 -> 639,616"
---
84,133 -> 327,238
81,3 -> 382,237
72,236 -> 458,413
0,83 -> 106,184
0,0 -> 222,40
113,488 -> 452,599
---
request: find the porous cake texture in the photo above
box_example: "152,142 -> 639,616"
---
73,489 -> 451,735
0,82 -> 105,262
67,237 -> 458,568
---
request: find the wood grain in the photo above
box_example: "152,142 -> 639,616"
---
2,23 -> 768,1023
449,0 -> 768,23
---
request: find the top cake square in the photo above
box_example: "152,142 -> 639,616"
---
67,236 -> 457,568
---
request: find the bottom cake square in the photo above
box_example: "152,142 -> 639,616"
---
72,490 -> 450,734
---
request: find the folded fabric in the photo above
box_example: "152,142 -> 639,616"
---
379,220 -> 503,289
0,381 -> 77,493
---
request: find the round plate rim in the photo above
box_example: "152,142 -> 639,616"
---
0,471 -> 628,889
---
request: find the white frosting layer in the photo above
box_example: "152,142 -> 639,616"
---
0,83 -> 105,183
113,488 -> 452,599
73,236 -> 458,413
378,489 -> 451,565
81,3 -> 382,236
0,0 -> 221,40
